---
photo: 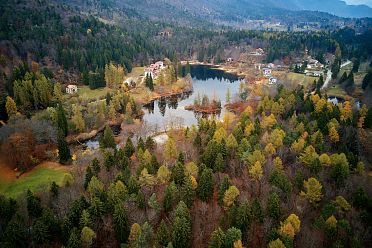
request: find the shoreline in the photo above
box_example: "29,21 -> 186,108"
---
185,104 -> 222,114
181,60 -> 247,78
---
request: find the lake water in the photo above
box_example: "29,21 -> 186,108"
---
142,65 -> 242,130
83,65 -> 242,149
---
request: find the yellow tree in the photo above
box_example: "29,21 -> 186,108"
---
300,177 -> 323,206
326,215 -> 337,229
53,82 -> 63,101
244,122 -> 254,137
233,240 -> 244,248
157,165 -> 171,184
185,162 -> 198,177
340,101 -> 352,122
329,127 -> 339,143
223,186 -> 240,208
285,214 -> 301,234
139,168 -> 157,187
108,103 -> 116,120
213,127 -> 227,143
268,239 -> 286,248
226,134 -> 239,154
128,223 -> 142,245
319,153 -> 331,167
164,136 -> 178,163
269,129 -> 286,149
315,98 -> 327,113
279,222 -> 295,238
71,104 -> 85,132
291,138 -> 305,153
334,196 -> 351,212
261,114 -> 277,129
273,156 -> 283,170
265,143 -> 276,156
299,145 -> 319,167
249,161 -> 264,196
5,96 -> 17,116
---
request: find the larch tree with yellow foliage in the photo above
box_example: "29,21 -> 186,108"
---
300,177 -> 323,206
291,138 -> 305,153
329,126 -> 340,143
260,114 -> 277,129
265,143 -> 276,156
268,238 -> 286,248
223,186 -> 240,208
5,96 -> 17,116
164,136 -> 178,163
340,101 -> 352,123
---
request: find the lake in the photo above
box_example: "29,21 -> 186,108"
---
142,65 -> 243,131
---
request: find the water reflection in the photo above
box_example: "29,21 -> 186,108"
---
142,65 -> 242,130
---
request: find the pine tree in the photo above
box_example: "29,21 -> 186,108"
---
156,219 -> 169,247
99,125 -> 116,149
163,185 -> 174,213
181,176 -> 195,207
124,137 -> 135,157
57,129 -> 71,164
235,201 -> 251,233
362,71 -> 372,90
57,103 -> 68,136
198,168 -> 214,201
214,153 -> 224,172
252,198 -> 263,223
224,227 -> 241,248
113,203 -> 130,244
67,228 -> 81,248
172,216 -> 191,248
50,181 -> 59,197
218,176 -> 230,206
267,192 -> 281,221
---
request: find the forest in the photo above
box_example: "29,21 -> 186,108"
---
1,85 -> 372,247
1,0 -> 372,247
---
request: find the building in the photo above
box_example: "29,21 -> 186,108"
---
144,61 -> 166,78
158,28 -> 172,37
269,77 -> 277,85
155,61 -> 165,69
144,68 -> 155,78
227,58 -> 234,63
305,70 -> 323,77
262,68 -> 272,77
66,85 -> 78,94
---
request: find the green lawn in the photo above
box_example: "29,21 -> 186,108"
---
286,72 -> 316,88
127,66 -> 144,78
327,85 -> 347,98
77,86 -> 111,101
0,167 -> 70,199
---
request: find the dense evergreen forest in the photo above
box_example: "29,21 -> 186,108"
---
1,86 -> 372,247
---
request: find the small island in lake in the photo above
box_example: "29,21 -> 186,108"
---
185,94 -> 222,114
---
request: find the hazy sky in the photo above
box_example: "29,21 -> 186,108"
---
344,0 -> 372,7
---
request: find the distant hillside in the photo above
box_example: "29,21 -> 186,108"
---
277,0 -> 372,18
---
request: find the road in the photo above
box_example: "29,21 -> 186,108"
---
321,60 -> 351,90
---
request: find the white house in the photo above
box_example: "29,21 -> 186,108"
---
155,61 -> 165,69
144,68 -> 155,78
269,77 -> 277,85
227,58 -> 234,63
263,68 -> 272,77
66,85 -> 78,94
